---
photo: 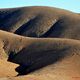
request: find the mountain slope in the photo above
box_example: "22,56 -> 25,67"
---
0,30 -> 80,77
0,6 -> 80,39
0,6 -> 80,80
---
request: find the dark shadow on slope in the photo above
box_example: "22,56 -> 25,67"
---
15,19 -> 65,38
8,47 -> 70,76
14,18 -> 36,37
41,19 -> 65,38
8,51 -> 17,62
0,10 -> 9,21
0,9 -> 21,31
15,16 -> 42,37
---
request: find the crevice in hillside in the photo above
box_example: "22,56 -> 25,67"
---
41,19 -> 65,38
14,17 -> 36,36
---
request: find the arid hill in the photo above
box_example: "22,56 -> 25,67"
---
0,6 -> 80,80
0,30 -> 80,80
0,6 -> 80,39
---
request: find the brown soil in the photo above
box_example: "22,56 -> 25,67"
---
0,6 -> 80,80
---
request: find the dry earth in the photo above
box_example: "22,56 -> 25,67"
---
0,6 -> 80,80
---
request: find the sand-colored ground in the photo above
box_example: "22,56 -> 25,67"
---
0,59 -> 18,77
0,6 -> 80,80
0,30 -> 80,80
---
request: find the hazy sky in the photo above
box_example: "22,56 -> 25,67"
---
0,0 -> 80,13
